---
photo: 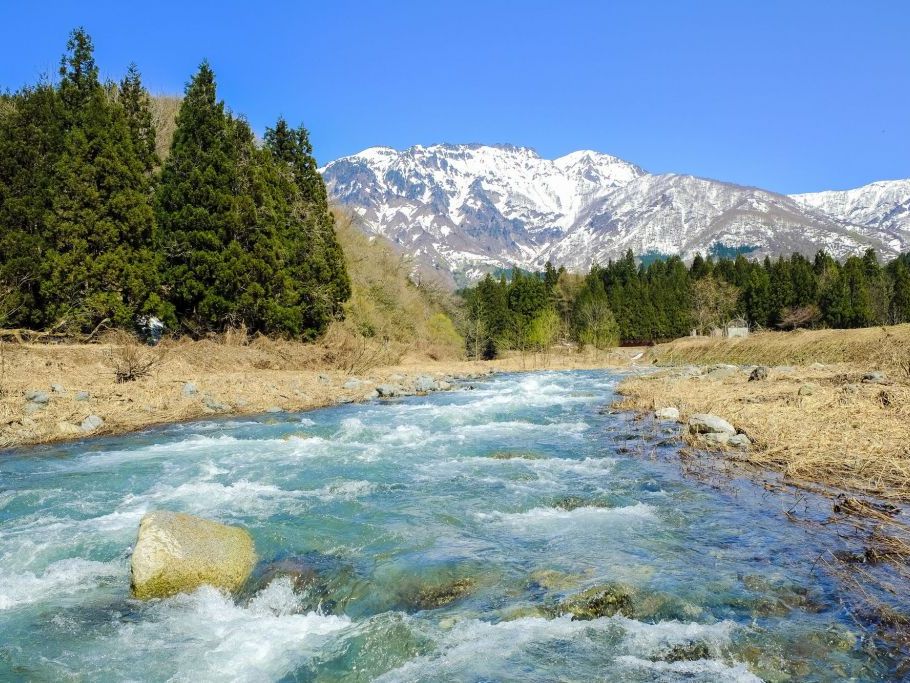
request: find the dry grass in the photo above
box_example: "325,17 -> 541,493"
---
617,325 -> 910,501
648,324 -> 910,375
0,335 -> 637,450
617,366 -> 910,499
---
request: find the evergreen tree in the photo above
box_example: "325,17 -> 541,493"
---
0,81 -> 64,327
118,64 -> 158,173
263,116 -> 350,326
156,62 -> 244,332
889,260 -> 910,323
42,28 -> 163,330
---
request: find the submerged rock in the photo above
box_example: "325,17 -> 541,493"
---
551,496 -> 608,511
558,583 -> 634,620
688,413 -> 736,436
401,576 -> 477,611
528,569 -> 582,591
489,450 -> 543,460
130,511 -> 256,600
245,552 -> 366,615
661,641 -> 711,662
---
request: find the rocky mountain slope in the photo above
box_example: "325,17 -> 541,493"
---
321,144 -> 910,283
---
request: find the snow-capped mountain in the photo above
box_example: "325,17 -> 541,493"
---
321,144 -> 910,283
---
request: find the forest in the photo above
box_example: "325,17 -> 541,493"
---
461,248 -> 910,356
0,29 -> 350,339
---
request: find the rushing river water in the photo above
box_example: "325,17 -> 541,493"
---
0,370 -> 901,681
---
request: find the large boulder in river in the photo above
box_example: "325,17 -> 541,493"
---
688,413 -> 736,436
130,511 -> 256,600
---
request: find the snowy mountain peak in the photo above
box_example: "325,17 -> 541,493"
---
321,144 -> 910,285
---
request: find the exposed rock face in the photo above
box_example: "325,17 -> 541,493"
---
130,511 -> 256,600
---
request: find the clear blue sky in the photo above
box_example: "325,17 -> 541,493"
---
1,1 -> 908,194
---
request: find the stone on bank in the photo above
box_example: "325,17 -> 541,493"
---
130,511 -> 256,600
687,413 -> 736,436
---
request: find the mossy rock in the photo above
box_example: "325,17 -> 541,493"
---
527,568 -> 587,591
558,582 -> 634,620
660,641 -> 711,662
408,577 -> 476,610
130,511 -> 256,600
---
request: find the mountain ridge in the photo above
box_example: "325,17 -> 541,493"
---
321,143 -> 910,284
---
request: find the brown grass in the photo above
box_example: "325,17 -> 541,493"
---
0,335 -> 637,450
647,325 -> 910,375
617,325 -> 910,501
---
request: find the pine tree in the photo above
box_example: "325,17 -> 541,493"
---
156,61 -> 242,332
889,260 -> 910,323
263,116 -> 350,332
0,81 -> 64,327
42,28 -> 163,330
119,64 -> 158,173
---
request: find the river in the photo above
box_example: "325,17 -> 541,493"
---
0,370 -> 901,681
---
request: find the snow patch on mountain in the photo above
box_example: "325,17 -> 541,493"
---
321,144 -> 910,284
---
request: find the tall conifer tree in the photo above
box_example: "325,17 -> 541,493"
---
43,28 -> 162,330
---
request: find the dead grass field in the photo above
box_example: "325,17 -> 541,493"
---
0,335 -> 636,450
617,325 -> 910,501
647,324 -> 910,375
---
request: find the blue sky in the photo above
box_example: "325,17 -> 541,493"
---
1,1 -> 908,194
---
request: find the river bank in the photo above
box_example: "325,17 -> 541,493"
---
0,339 -> 640,450
615,326 -> 910,502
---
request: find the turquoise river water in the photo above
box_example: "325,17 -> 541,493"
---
0,370 -> 904,681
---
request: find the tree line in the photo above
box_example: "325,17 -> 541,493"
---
461,248 -> 910,356
0,29 -> 349,338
